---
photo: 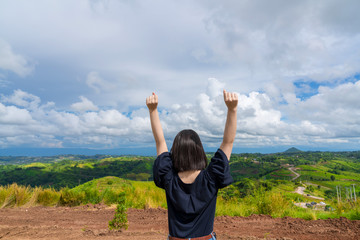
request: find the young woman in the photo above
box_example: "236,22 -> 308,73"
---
146,90 -> 238,240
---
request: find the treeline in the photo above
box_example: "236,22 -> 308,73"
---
219,178 -> 286,200
0,158 -> 154,189
0,154 -> 115,165
1,150 -> 360,189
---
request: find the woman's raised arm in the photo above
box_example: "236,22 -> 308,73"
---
146,93 -> 168,156
220,89 -> 238,160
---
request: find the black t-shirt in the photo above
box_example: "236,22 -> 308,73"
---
153,148 -> 233,238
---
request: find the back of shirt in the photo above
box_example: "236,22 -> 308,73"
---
153,148 -> 233,238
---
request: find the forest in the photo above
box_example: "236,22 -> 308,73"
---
1,148 -> 360,190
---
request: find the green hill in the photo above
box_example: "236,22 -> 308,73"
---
70,176 -> 166,209
284,147 -> 302,153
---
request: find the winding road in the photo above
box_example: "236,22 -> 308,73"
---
288,167 -> 300,181
289,167 -> 325,200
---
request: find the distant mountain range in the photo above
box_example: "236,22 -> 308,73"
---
0,147 -> 156,157
1,146 -> 358,157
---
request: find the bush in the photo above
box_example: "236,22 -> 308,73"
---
109,192 -> 128,230
0,184 -> 32,208
348,207 -> 360,220
325,189 -> 336,199
59,188 -> 84,206
37,188 -> 60,206
253,188 -> 290,217
84,189 -> 101,204
102,188 -> 120,205
307,185 -> 314,192
219,185 -> 237,200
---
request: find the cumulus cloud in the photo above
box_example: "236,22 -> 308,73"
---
71,96 -> 99,112
285,80 -> 360,138
1,0 -> 360,110
1,1 -> 360,151
0,103 -> 33,126
206,78 -> 225,98
0,39 -> 34,77
2,89 -> 40,109
1,78 -> 360,149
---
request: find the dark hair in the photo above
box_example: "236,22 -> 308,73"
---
170,129 -> 207,172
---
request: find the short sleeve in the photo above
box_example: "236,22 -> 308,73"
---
206,149 -> 233,189
153,152 -> 173,189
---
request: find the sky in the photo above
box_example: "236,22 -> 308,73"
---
1,0 -> 360,155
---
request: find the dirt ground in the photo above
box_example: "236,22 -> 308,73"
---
0,205 -> 359,240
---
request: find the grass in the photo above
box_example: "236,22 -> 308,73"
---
296,164 -> 360,189
0,177 -> 166,209
1,177 -> 359,221
216,182 -> 360,220
0,184 -> 32,208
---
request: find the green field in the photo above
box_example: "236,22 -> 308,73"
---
1,149 -> 360,220
1,176 -> 359,220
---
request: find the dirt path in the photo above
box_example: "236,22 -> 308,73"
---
294,186 -> 325,200
0,205 -> 359,240
288,167 -> 300,181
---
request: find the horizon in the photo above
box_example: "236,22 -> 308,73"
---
1,146 -> 359,157
1,1 -> 360,152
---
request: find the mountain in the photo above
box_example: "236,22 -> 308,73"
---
284,147 -> 302,153
0,147 -> 156,157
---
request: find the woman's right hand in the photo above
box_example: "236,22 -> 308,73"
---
146,92 -> 158,112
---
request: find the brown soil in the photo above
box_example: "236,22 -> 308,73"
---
0,205 -> 359,240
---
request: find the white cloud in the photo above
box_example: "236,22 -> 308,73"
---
1,0 -> 359,109
71,96 -> 99,112
86,71 -> 109,94
237,92 -> 284,136
0,102 -> 33,125
0,39 -> 34,77
0,1 -> 360,151
287,80 -> 360,124
0,77 -> 360,150
2,89 -> 40,109
206,78 -> 225,98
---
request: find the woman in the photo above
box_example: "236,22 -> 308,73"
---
146,90 -> 238,240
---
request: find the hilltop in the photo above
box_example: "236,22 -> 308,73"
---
284,147 -> 303,153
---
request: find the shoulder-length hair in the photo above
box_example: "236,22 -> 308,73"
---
170,129 -> 207,172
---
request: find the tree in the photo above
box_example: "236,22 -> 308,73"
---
330,175 -> 335,181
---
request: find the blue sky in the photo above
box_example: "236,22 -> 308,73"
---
1,0 -> 360,155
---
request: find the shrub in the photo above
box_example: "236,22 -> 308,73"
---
37,188 -> 61,206
348,207 -> 360,220
325,189 -> 336,199
219,185 -> 237,200
253,188 -> 290,217
0,184 -> 32,208
83,189 -> 101,204
102,188 -> 120,205
109,192 -> 128,230
307,185 -> 314,192
59,188 -> 84,206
